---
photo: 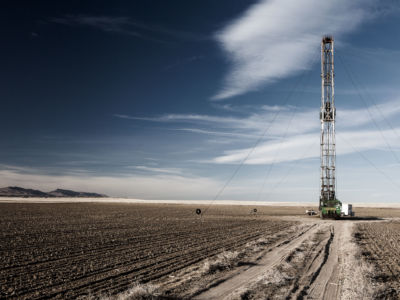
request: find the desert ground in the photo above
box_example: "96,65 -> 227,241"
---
1,201 -> 400,299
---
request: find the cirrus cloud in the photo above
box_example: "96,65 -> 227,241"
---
213,0 -> 376,100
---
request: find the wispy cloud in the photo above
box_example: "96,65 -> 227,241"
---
116,97 -> 400,165
212,0 -> 376,99
131,165 -> 183,175
174,128 -> 259,139
0,164 -> 36,173
115,107 -> 304,134
50,15 -> 207,43
113,113 -> 241,127
51,15 -> 141,35
115,99 -> 400,138
213,129 -> 400,165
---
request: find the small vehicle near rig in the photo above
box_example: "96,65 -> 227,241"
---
306,209 -> 317,216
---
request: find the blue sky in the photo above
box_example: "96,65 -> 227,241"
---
2,0 -> 400,203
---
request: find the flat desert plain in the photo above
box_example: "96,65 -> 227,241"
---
1,201 -> 399,299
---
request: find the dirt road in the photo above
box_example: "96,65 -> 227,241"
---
194,219 -> 368,300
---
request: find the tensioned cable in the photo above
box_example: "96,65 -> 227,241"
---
338,135 -> 400,189
337,50 -> 400,143
336,53 -> 400,165
260,52 -> 400,202
261,139 -> 320,201
365,92 -> 400,140
254,96 -> 299,201
202,50 -> 319,215
255,53 -> 318,201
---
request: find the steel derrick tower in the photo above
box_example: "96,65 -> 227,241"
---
319,36 -> 336,211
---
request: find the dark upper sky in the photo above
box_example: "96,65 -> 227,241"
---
2,1 -> 400,202
0,1 -> 261,171
1,1 -> 251,134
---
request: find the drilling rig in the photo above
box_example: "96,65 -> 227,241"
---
319,36 -> 341,219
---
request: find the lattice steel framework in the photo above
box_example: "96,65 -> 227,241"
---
319,36 -> 336,209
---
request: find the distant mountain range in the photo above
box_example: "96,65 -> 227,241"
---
0,186 -> 108,198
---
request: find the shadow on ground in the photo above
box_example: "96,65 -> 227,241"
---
340,216 -> 383,221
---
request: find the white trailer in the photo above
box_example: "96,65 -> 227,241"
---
341,203 -> 355,217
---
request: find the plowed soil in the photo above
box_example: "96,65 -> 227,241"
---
1,202 -> 400,299
0,203 -> 298,299
354,221 -> 400,299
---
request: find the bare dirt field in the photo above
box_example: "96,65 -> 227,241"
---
1,202 -> 400,299
354,221 -> 400,299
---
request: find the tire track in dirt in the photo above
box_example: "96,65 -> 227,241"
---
292,220 -> 376,300
306,222 -> 348,300
193,220 -> 364,300
293,225 -> 335,300
193,223 -> 320,300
